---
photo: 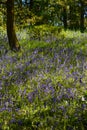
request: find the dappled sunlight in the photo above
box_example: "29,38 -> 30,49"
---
0,26 -> 87,129
0,0 -> 87,128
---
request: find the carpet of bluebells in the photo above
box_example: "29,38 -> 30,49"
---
0,26 -> 87,130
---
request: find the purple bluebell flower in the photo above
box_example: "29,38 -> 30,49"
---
10,118 -> 16,124
28,91 -> 35,103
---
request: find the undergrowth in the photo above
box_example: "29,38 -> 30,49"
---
0,26 -> 87,130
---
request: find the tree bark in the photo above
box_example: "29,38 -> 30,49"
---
63,6 -> 67,30
80,0 -> 85,33
29,0 -> 33,10
6,0 -> 20,51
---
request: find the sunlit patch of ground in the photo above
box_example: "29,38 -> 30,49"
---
0,28 -> 87,129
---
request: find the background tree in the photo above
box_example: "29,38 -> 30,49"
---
0,0 -> 87,52
80,0 -> 85,32
6,0 -> 20,51
8,0 -> 87,33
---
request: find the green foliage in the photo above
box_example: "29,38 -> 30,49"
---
0,27 -> 87,129
0,11 -> 3,25
0,0 -> 87,127
15,0 -> 87,31
26,24 -> 62,42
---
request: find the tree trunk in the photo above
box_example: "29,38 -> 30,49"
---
63,6 -> 67,30
69,5 -> 73,29
29,0 -> 33,10
6,0 -> 20,51
80,0 -> 85,33
18,0 -> 22,8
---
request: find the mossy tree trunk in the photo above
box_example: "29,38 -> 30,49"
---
6,0 -> 20,51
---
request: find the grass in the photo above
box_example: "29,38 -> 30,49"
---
0,26 -> 87,130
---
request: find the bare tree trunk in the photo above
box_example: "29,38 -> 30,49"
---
6,0 -> 20,51
19,0 -> 22,7
63,6 -> 67,30
29,0 -> 33,10
80,0 -> 85,33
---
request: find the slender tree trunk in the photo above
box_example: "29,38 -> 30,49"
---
63,6 -> 67,30
18,0 -> 22,8
6,0 -> 20,51
80,0 -> 85,33
20,0 -> 22,6
69,5 -> 73,29
29,0 -> 33,10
